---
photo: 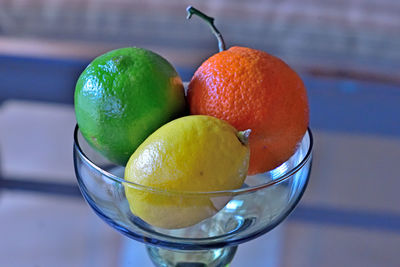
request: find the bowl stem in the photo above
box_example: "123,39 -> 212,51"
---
146,245 -> 237,267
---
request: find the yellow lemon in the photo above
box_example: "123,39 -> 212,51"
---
124,115 -> 250,229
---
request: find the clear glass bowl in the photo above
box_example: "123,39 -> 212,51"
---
73,125 -> 313,266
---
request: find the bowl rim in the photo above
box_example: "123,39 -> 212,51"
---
74,124 -> 313,196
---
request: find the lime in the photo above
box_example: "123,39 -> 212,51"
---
75,47 -> 186,165
124,115 -> 250,229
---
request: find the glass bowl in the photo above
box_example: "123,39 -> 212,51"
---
73,125 -> 313,266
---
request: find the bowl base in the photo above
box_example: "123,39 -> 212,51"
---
146,245 -> 237,267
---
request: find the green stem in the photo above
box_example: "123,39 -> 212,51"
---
186,6 -> 226,52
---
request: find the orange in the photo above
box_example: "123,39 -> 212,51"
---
187,46 -> 309,174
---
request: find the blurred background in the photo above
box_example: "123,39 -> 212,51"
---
0,0 -> 399,266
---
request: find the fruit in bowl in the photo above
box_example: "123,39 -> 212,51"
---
124,115 -> 250,229
75,47 -> 186,165
74,6 -> 310,230
186,6 -> 309,175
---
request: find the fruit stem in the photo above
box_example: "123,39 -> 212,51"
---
238,129 -> 252,146
186,6 -> 226,52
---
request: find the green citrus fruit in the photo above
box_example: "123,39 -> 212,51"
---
124,115 -> 250,229
75,47 -> 186,165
